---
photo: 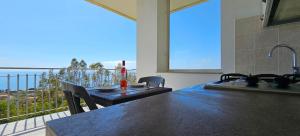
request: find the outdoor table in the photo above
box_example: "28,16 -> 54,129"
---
87,87 -> 172,106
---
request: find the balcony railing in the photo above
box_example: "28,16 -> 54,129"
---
0,67 -> 136,124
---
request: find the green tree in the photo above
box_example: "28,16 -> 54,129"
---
127,71 -> 137,84
79,60 -> 89,87
58,69 -> 66,80
103,69 -> 111,86
71,58 -> 79,69
113,63 -> 122,84
79,60 -> 87,69
67,58 -> 79,83
48,69 -> 57,87
89,62 -> 104,87
39,72 -> 48,89
0,100 -> 7,119
89,62 -> 103,70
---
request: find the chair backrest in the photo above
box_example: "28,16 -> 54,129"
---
61,81 -> 97,115
138,76 -> 165,87
63,90 -> 78,115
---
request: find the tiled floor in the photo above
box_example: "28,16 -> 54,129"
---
0,111 -> 71,136
0,106 -> 104,136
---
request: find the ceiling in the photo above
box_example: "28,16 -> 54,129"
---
86,0 -> 207,20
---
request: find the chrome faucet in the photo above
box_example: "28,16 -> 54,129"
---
268,43 -> 300,74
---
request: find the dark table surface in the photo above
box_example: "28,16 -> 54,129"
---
88,87 -> 172,106
46,84 -> 300,136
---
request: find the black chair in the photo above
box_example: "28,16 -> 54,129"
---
63,90 -> 77,115
62,81 -> 98,115
138,76 -> 165,87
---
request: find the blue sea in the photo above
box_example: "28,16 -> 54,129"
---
0,69 -> 122,91
0,70 -> 59,91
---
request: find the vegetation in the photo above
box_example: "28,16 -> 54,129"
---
0,58 -> 136,124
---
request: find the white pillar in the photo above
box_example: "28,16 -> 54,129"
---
136,0 -> 170,78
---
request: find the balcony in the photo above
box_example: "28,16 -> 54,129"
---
0,67 -> 136,135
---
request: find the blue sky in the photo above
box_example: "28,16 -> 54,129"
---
170,0 -> 221,69
0,0 -> 220,69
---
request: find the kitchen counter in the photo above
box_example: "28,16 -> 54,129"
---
204,81 -> 300,95
46,85 -> 300,136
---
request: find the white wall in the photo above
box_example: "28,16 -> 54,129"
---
136,0 -> 263,90
158,73 -> 220,90
136,0 -> 159,77
136,0 -> 169,77
221,0 -> 262,73
235,16 -> 300,75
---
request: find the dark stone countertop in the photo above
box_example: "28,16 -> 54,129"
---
46,85 -> 300,136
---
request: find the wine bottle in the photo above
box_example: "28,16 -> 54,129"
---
120,60 -> 128,91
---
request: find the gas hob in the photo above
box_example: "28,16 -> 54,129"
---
204,73 -> 300,95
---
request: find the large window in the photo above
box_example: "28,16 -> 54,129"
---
170,0 -> 221,70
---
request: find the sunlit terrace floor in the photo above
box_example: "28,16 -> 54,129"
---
0,111 -> 70,136
0,107 -> 99,136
